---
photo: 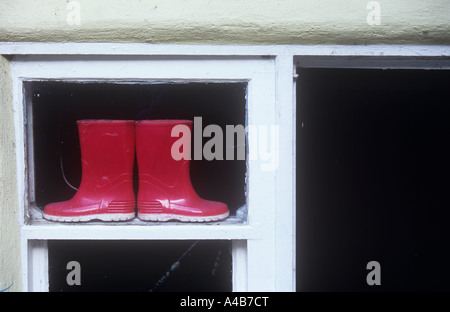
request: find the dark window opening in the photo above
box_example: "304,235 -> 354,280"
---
296,68 -> 450,291
48,240 -> 232,292
26,81 -> 247,218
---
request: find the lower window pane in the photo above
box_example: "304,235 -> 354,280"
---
48,240 -> 232,292
296,68 -> 450,291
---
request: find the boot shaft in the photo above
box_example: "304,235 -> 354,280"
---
135,120 -> 192,187
135,120 -> 229,221
43,120 -> 136,222
78,120 -> 135,184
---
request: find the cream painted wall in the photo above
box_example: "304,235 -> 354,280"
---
0,0 -> 449,44
0,55 -> 20,292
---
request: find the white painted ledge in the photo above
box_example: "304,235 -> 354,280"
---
23,207 -> 256,241
0,42 -> 449,57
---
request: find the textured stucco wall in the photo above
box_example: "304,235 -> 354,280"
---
0,55 -> 20,292
0,0 -> 449,44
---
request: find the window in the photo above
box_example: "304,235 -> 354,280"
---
296,67 -> 450,291
5,43 -> 447,292
28,81 -> 246,292
48,240 -> 232,292
11,51 -> 291,292
27,81 -> 247,220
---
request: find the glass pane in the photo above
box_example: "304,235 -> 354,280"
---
25,81 -> 247,220
48,240 -> 232,292
297,68 -> 450,291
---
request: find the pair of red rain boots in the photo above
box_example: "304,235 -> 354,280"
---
42,120 -> 229,223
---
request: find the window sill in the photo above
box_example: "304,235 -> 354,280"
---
23,206 -> 258,240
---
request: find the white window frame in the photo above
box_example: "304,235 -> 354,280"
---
1,43 -> 449,292
8,48 -> 293,292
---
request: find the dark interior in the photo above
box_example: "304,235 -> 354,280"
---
48,240 -> 232,292
296,68 -> 450,291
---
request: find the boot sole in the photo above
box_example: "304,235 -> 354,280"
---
42,212 -> 135,223
138,211 -> 230,222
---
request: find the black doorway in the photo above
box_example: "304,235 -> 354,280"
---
296,68 -> 450,291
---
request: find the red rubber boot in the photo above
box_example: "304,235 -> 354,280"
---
136,120 -> 229,222
43,120 -> 136,222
